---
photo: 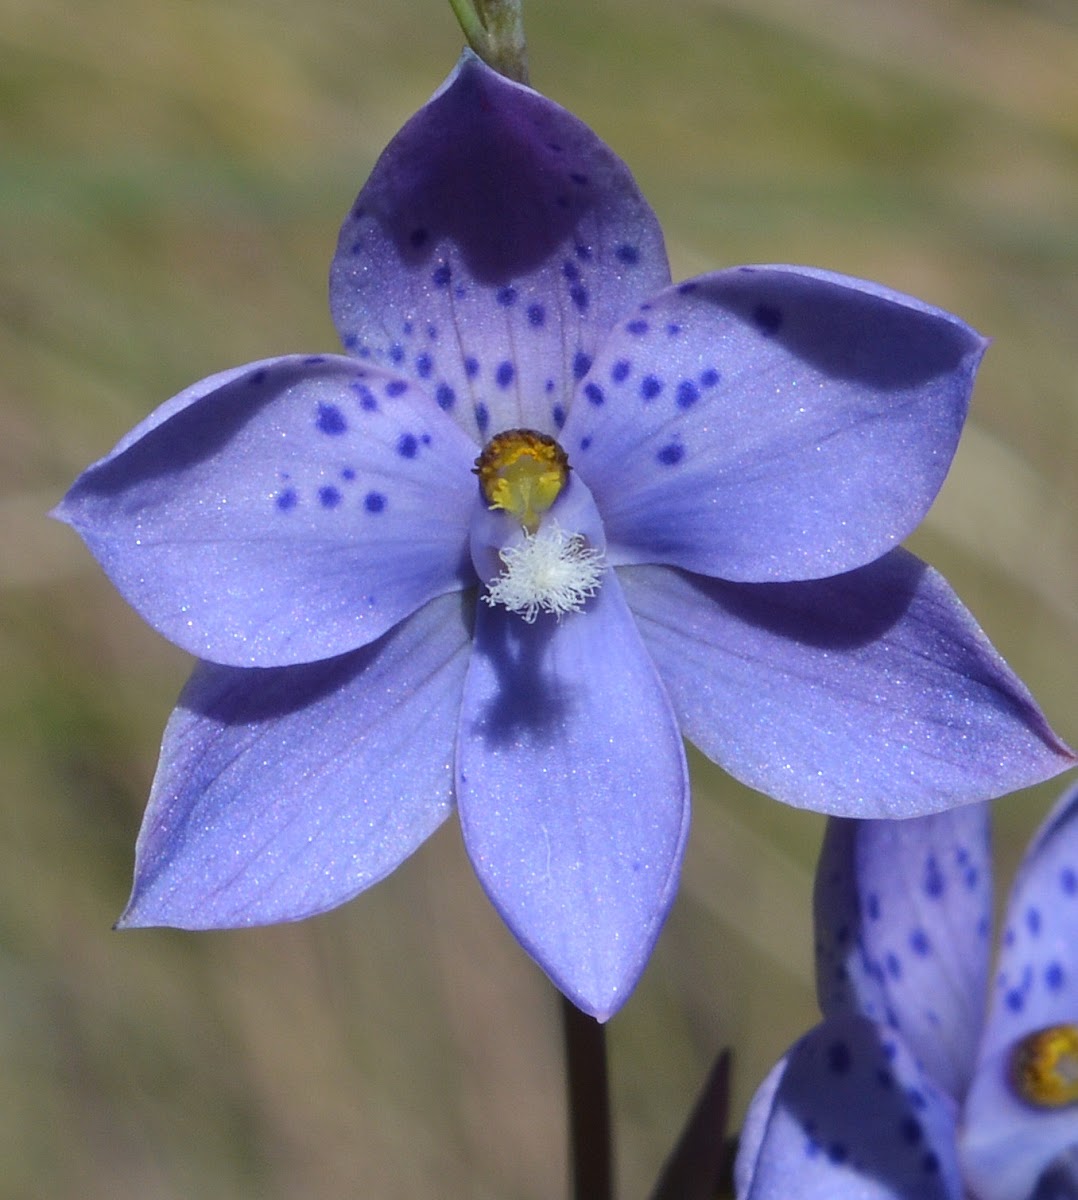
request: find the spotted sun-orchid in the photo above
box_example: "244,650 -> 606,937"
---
735,781 -> 1078,1200
54,50 -> 1073,1021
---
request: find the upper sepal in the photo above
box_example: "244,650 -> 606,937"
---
331,50 -> 671,444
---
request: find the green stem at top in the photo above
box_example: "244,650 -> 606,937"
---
448,0 -> 529,84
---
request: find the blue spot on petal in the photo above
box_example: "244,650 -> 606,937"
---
386,380 -> 408,397
676,380 -> 700,409
389,343 -> 405,365
626,319 -> 649,336
432,263 -> 452,288
923,855 -> 945,899
496,361 -> 515,389
341,467 -> 356,481
584,382 -> 604,406
552,403 -> 566,429
464,356 -> 480,379
352,382 -> 377,411
415,353 -> 433,378
579,436 -> 591,452
700,367 -> 720,388
316,404 -> 348,435
248,368 -> 267,386
1026,907 -> 1042,935
527,303 -> 545,328
436,383 -> 456,411
570,285 -> 589,311
318,485 -> 342,509
573,351 -> 592,380
562,260 -> 581,282
641,375 -> 662,400
496,285 -> 517,307
475,402 -> 490,434
1062,867 -> 1077,895
397,433 -> 418,458
657,443 -> 683,466
909,928 -> 931,957
615,244 -> 640,265
611,359 -> 631,383
364,491 -> 386,513
276,488 -> 298,511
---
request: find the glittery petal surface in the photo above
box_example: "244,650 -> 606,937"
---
961,782 -> 1078,1200
330,51 -> 670,444
456,570 -> 689,1021
566,266 -> 984,581
55,355 -> 479,667
734,1012 -> 963,1200
814,808 -> 993,1101
619,550 -> 1074,816
118,592 -> 471,929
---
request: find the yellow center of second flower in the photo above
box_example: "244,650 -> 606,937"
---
1009,1023 -> 1078,1108
473,428 -> 569,533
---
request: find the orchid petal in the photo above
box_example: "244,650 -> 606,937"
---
961,782 -> 1078,1200
55,355 -> 478,667
330,51 -> 670,444
456,571 -> 689,1021
814,809 -> 993,1101
566,266 -> 984,581
735,1013 -> 963,1200
118,592 -> 471,929
619,551 -> 1074,816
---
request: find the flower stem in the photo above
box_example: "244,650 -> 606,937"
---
447,0 -> 530,84
561,995 -> 614,1200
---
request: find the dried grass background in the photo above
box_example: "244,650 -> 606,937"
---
1,0 -> 1075,1195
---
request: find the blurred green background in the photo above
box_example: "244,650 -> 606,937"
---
2,0 -> 1075,1195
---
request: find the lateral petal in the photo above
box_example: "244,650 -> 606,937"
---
567,266 -> 984,581
55,355 -> 478,666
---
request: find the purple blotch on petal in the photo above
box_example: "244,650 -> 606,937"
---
641,375 -> 662,400
432,263 -> 452,288
389,343 -> 405,365
496,361 -> 515,389
570,285 -> 589,311
552,403 -> 566,429
397,433 -> 419,459
415,353 -> 433,378
318,485 -> 342,509
700,367 -> 720,388
364,491 -> 386,513
753,303 -> 784,335
464,356 -> 479,379
386,380 -> 408,397
276,488 -> 298,511
497,285 -> 518,307
584,382 -> 604,406
616,244 -> 640,266
626,319 -> 648,335
475,402 -> 489,434
657,443 -> 683,466
527,303 -> 546,328
436,383 -> 456,411
573,351 -> 592,380
611,359 -> 631,383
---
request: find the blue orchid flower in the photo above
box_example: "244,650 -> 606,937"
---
736,780 -> 1078,1199
54,52 -> 1073,1020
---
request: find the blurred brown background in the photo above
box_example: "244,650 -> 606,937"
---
1,0 -> 1075,1195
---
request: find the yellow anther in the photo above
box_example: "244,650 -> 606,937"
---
473,428 -> 569,532
1010,1023 -> 1078,1109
